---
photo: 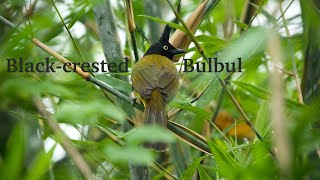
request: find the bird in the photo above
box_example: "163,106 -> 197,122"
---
131,25 -> 186,151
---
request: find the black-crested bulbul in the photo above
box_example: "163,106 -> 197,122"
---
131,25 -> 185,151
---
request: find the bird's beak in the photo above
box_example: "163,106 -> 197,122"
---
170,48 -> 186,55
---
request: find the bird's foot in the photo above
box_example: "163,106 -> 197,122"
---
130,97 -> 137,106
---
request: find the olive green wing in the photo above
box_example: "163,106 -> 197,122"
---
132,63 -> 157,100
156,66 -> 179,103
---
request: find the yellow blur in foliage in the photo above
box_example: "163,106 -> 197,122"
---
214,111 -> 254,140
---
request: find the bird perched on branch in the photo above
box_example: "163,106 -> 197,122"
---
131,25 -> 185,151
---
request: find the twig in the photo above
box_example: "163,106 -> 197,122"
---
33,97 -> 94,180
0,15 -> 16,28
25,0 -> 38,18
50,0 -> 88,67
31,38 -> 91,79
278,67 -> 295,76
151,162 -> 177,180
275,0 -> 294,23
279,3 -> 304,104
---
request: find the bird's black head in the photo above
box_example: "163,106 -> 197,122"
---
144,25 -> 186,60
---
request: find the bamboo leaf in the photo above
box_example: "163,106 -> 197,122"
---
198,165 -> 213,180
231,19 -> 248,30
168,121 -> 211,154
249,2 -> 277,24
0,122 -> 25,180
67,8 -> 85,29
208,140 -> 239,171
170,101 -> 211,121
255,102 -> 271,137
96,74 -> 132,93
232,81 -> 269,100
104,144 -> 155,165
179,156 -> 206,180
196,35 -> 227,46
125,126 -> 175,145
25,145 -> 55,180
137,15 -> 186,32
231,81 -> 301,106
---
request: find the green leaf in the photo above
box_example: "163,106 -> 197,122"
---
196,35 -> 227,45
55,101 -> 126,125
25,145 -> 55,180
220,27 -> 267,66
125,126 -> 175,145
231,81 -> 301,106
249,2 -> 277,24
137,15 -> 186,32
104,144 -> 155,165
170,101 -> 211,121
179,156 -> 206,180
208,139 -> 239,173
67,7 -> 85,29
231,19 -> 248,30
96,74 -> 132,93
168,121 -> 211,154
232,81 -> 269,100
198,165 -> 213,180
255,102 -> 271,137
0,122 -> 25,180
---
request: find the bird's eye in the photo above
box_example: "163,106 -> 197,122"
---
163,45 -> 169,50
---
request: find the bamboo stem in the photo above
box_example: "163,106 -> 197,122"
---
125,0 -> 139,62
268,31 -> 292,177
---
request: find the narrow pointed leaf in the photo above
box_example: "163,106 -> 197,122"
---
179,156 -> 206,180
168,121 -> 211,154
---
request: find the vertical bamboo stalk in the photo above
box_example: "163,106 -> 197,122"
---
92,0 -> 128,82
268,31 -> 292,178
125,0 -> 139,62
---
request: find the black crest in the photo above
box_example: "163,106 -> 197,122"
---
143,24 -> 185,59
159,25 -> 171,42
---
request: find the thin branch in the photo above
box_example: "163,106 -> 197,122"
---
151,162 -> 177,180
279,3 -> 304,104
25,0 -> 38,18
31,38 -> 91,79
50,0 -> 88,65
33,97 -> 94,180
275,0 -> 294,23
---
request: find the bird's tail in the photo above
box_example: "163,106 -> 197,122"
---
144,89 -> 168,151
